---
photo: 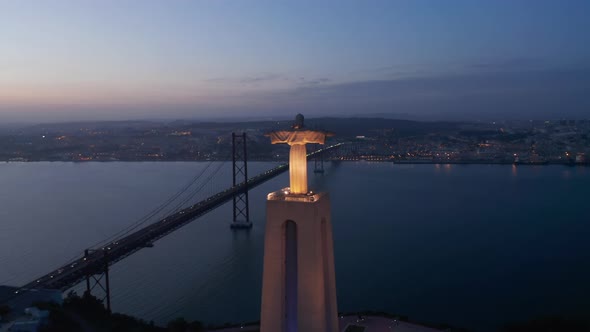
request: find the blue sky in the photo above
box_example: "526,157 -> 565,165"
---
1,0 -> 589,122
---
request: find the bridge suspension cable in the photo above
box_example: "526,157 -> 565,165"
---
166,161 -> 227,215
90,162 -> 220,249
58,162 -> 217,265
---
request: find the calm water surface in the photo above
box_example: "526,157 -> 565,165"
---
1,162 -> 589,331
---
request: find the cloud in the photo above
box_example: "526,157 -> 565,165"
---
359,58 -> 547,81
239,73 -> 285,84
3,66 -> 589,122
204,73 -> 333,88
468,57 -> 545,71
298,77 -> 332,86
204,73 -> 287,85
358,63 -> 439,79
253,66 -> 590,120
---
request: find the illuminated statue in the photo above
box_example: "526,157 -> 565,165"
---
261,114 -> 338,332
267,114 -> 333,194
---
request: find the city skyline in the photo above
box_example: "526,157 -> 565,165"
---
2,0 -> 590,122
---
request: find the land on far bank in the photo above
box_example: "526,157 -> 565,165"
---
0,117 -> 588,165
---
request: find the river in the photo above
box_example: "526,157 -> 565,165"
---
1,162 -> 589,331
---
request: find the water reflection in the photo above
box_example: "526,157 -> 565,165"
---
511,164 -> 518,177
443,163 -> 452,173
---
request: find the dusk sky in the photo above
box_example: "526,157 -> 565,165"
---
2,0 -> 589,122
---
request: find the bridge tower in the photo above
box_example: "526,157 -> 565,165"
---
314,144 -> 325,173
83,249 -> 111,312
230,132 -> 252,229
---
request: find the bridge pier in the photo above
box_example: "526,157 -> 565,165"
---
84,249 -> 111,312
231,132 -> 252,229
314,144 -> 325,174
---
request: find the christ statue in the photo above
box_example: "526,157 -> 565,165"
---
267,114 -> 333,194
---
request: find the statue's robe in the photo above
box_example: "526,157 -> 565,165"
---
268,130 -> 328,145
267,130 -> 329,194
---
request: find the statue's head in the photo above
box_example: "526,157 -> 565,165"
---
293,113 -> 304,129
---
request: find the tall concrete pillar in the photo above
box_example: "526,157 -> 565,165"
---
260,191 -> 338,332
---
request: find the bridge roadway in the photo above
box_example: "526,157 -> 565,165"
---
15,143 -> 342,294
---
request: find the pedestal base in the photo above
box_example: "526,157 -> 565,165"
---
260,190 -> 338,332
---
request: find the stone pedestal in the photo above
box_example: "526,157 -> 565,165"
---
260,191 -> 338,332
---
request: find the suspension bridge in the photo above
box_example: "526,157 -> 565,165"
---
4,137 -> 345,310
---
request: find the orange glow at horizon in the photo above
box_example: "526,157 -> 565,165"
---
0,82 -> 250,109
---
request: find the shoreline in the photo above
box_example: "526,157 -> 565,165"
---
2,159 -> 589,166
